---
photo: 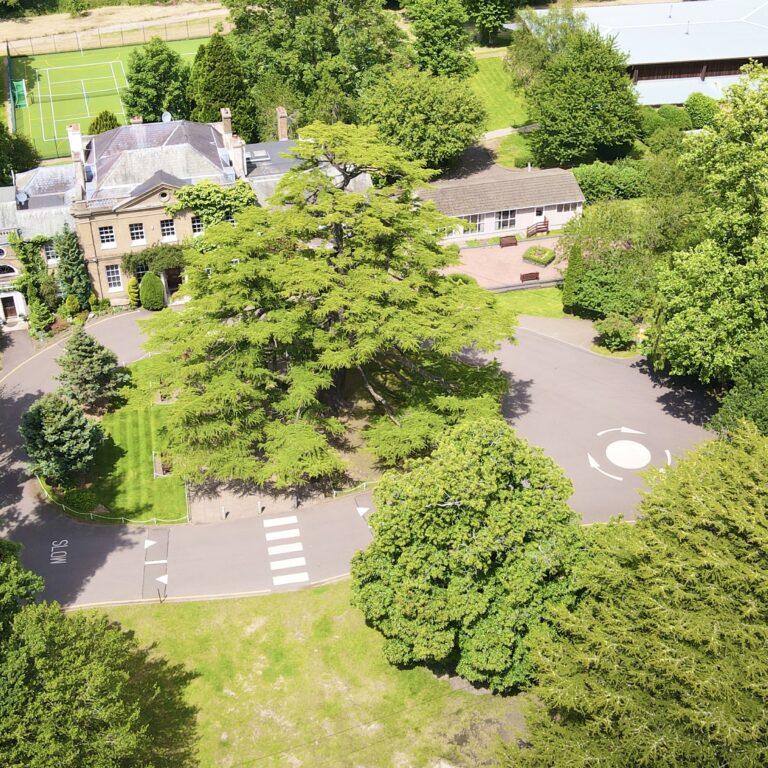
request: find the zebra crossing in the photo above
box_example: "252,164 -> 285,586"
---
263,515 -> 309,587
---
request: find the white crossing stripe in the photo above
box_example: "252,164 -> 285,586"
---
270,557 -> 307,571
265,528 -> 301,541
144,559 -> 168,566
262,515 -> 298,528
268,542 -> 304,556
272,572 -> 310,586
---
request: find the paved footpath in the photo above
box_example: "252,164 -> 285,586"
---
0,310 -> 713,607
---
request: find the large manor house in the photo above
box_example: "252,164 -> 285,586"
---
0,108 -> 583,326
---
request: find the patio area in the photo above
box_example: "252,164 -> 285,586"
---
445,236 -> 564,290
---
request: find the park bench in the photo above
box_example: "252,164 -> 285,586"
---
520,272 -> 540,284
500,235 -> 518,248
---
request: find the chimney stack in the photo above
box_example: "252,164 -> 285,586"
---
220,107 -> 233,146
130,115 -> 143,125
67,124 -> 86,200
276,106 -> 289,142
231,134 -> 247,178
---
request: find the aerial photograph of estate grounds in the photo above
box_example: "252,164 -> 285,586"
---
1,0 -> 767,765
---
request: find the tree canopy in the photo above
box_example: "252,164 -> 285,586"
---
359,68 -> 485,168
522,18 -> 640,166
143,122 -> 514,488
87,110 -> 119,135
0,122 -> 38,186
504,425 -> 768,767
19,392 -> 103,483
406,0 -> 475,78
711,344 -> 768,436
352,418 -> 582,693
53,226 -> 91,310
122,38 -> 190,123
166,179 -> 258,226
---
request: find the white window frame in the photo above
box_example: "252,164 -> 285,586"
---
43,242 -> 57,263
495,209 -> 516,231
129,222 -> 146,245
191,216 -> 204,237
160,219 -> 177,242
556,202 -> 579,213
460,213 -> 485,234
98,225 -> 116,250
105,264 -> 122,291
134,262 -> 149,282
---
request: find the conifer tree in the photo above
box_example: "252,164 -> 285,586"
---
56,326 -> 129,412
53,226 -> 91,310
87,110 -> 120,135
139,272 -> 165,311
127,276 -> 140,308
20,392 -> 103,483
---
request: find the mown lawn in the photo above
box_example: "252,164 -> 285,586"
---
58,359 -> 186,523
106,582 -> 525,767
495,132 -> 534,169
495,287 -> 567,318
471,57 -> 529,131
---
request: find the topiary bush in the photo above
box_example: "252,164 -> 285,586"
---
127,276 -> 140,308
684,92 -> 718,129
573,160 -> 648,203
656,104 -> 693,132
523,245 -> 556,266
594,312 -> 636,351
139,271 -> 165,311
639,106 -> 665,139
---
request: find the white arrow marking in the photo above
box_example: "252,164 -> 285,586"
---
144,539 -> 157,550
156,574 -> 168,585
587,453 -> 623,481
356,506 -> 370,517
665,449 -> 672,466
596,427 -> 646,437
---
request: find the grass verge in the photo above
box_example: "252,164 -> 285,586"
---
471,57 -> 528,131
495,287 -> 567,319
104,581 -> 525,767
590,344 -> 641,359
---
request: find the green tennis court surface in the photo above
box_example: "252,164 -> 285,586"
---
12,38 -> 206,159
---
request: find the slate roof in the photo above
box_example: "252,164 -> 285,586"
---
129,170 -> 188,198
420,166 -> 584,216
85,121 -> 234,201
245,140 -> 300,178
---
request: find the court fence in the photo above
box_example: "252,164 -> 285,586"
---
6,13 -> 230,57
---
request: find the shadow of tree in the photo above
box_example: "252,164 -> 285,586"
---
632,359 -> 718,427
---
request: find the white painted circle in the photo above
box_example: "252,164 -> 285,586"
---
605,440 -> 651,470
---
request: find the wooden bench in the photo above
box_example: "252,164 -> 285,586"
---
500,235 -> 518,248
520,272 -> 540,284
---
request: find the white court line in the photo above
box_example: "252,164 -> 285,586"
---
269,557 -> 307,571
40,60 -> 124,73
267,542 -> 303,556
45,69 -> 58,141
81,80 -> 90,116
272,572 -> 309,586
35,70 -> 49,143
264,528 -> 300,542
263,515 -> 298,528
43,76 -> 115,86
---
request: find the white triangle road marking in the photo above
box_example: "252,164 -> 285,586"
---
144,539 -> 157,550
156,574 -> 168,585
356,506 -> 370,517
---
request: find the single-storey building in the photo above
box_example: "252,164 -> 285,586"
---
420,163 -> 584,243
513,0 -> 768,105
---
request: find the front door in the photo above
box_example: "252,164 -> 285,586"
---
1,295 -> 17,319
535,207 -> 545,220
164,268 -> 183,299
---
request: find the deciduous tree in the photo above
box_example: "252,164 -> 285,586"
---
406,0 -> 475,78
0,122 -> 38,186
143,123 -> 514,488
504,425 -> 768,767
53,226 -> 91,310
712,345 -> 768,436
19,392 -> 103,483
123,38 -> 190,123
352,418 -> 582,692
360,69 -> 485,168
56,326 -> 129,412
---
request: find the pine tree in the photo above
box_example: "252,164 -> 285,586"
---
139,271 -> 165,311
188,34 -> 253,138
87,110 -> 120,135
26,295 -> 54,337
54,226 -> 91,310
19,392 -> 103,483
56,326 -> 129,412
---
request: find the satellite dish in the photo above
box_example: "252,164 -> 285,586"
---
161,111 -> 172,123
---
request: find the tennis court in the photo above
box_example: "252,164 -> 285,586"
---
11,38 -> 206,159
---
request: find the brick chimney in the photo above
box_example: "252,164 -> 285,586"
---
231,134 -> 247,178
220,107 -> 233,141
276,106 -> 289,141
67,124 -> 86,200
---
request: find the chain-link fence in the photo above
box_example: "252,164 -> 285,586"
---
7,12 -> 231,57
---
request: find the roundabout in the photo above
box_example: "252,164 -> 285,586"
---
0,311 -> 712,606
